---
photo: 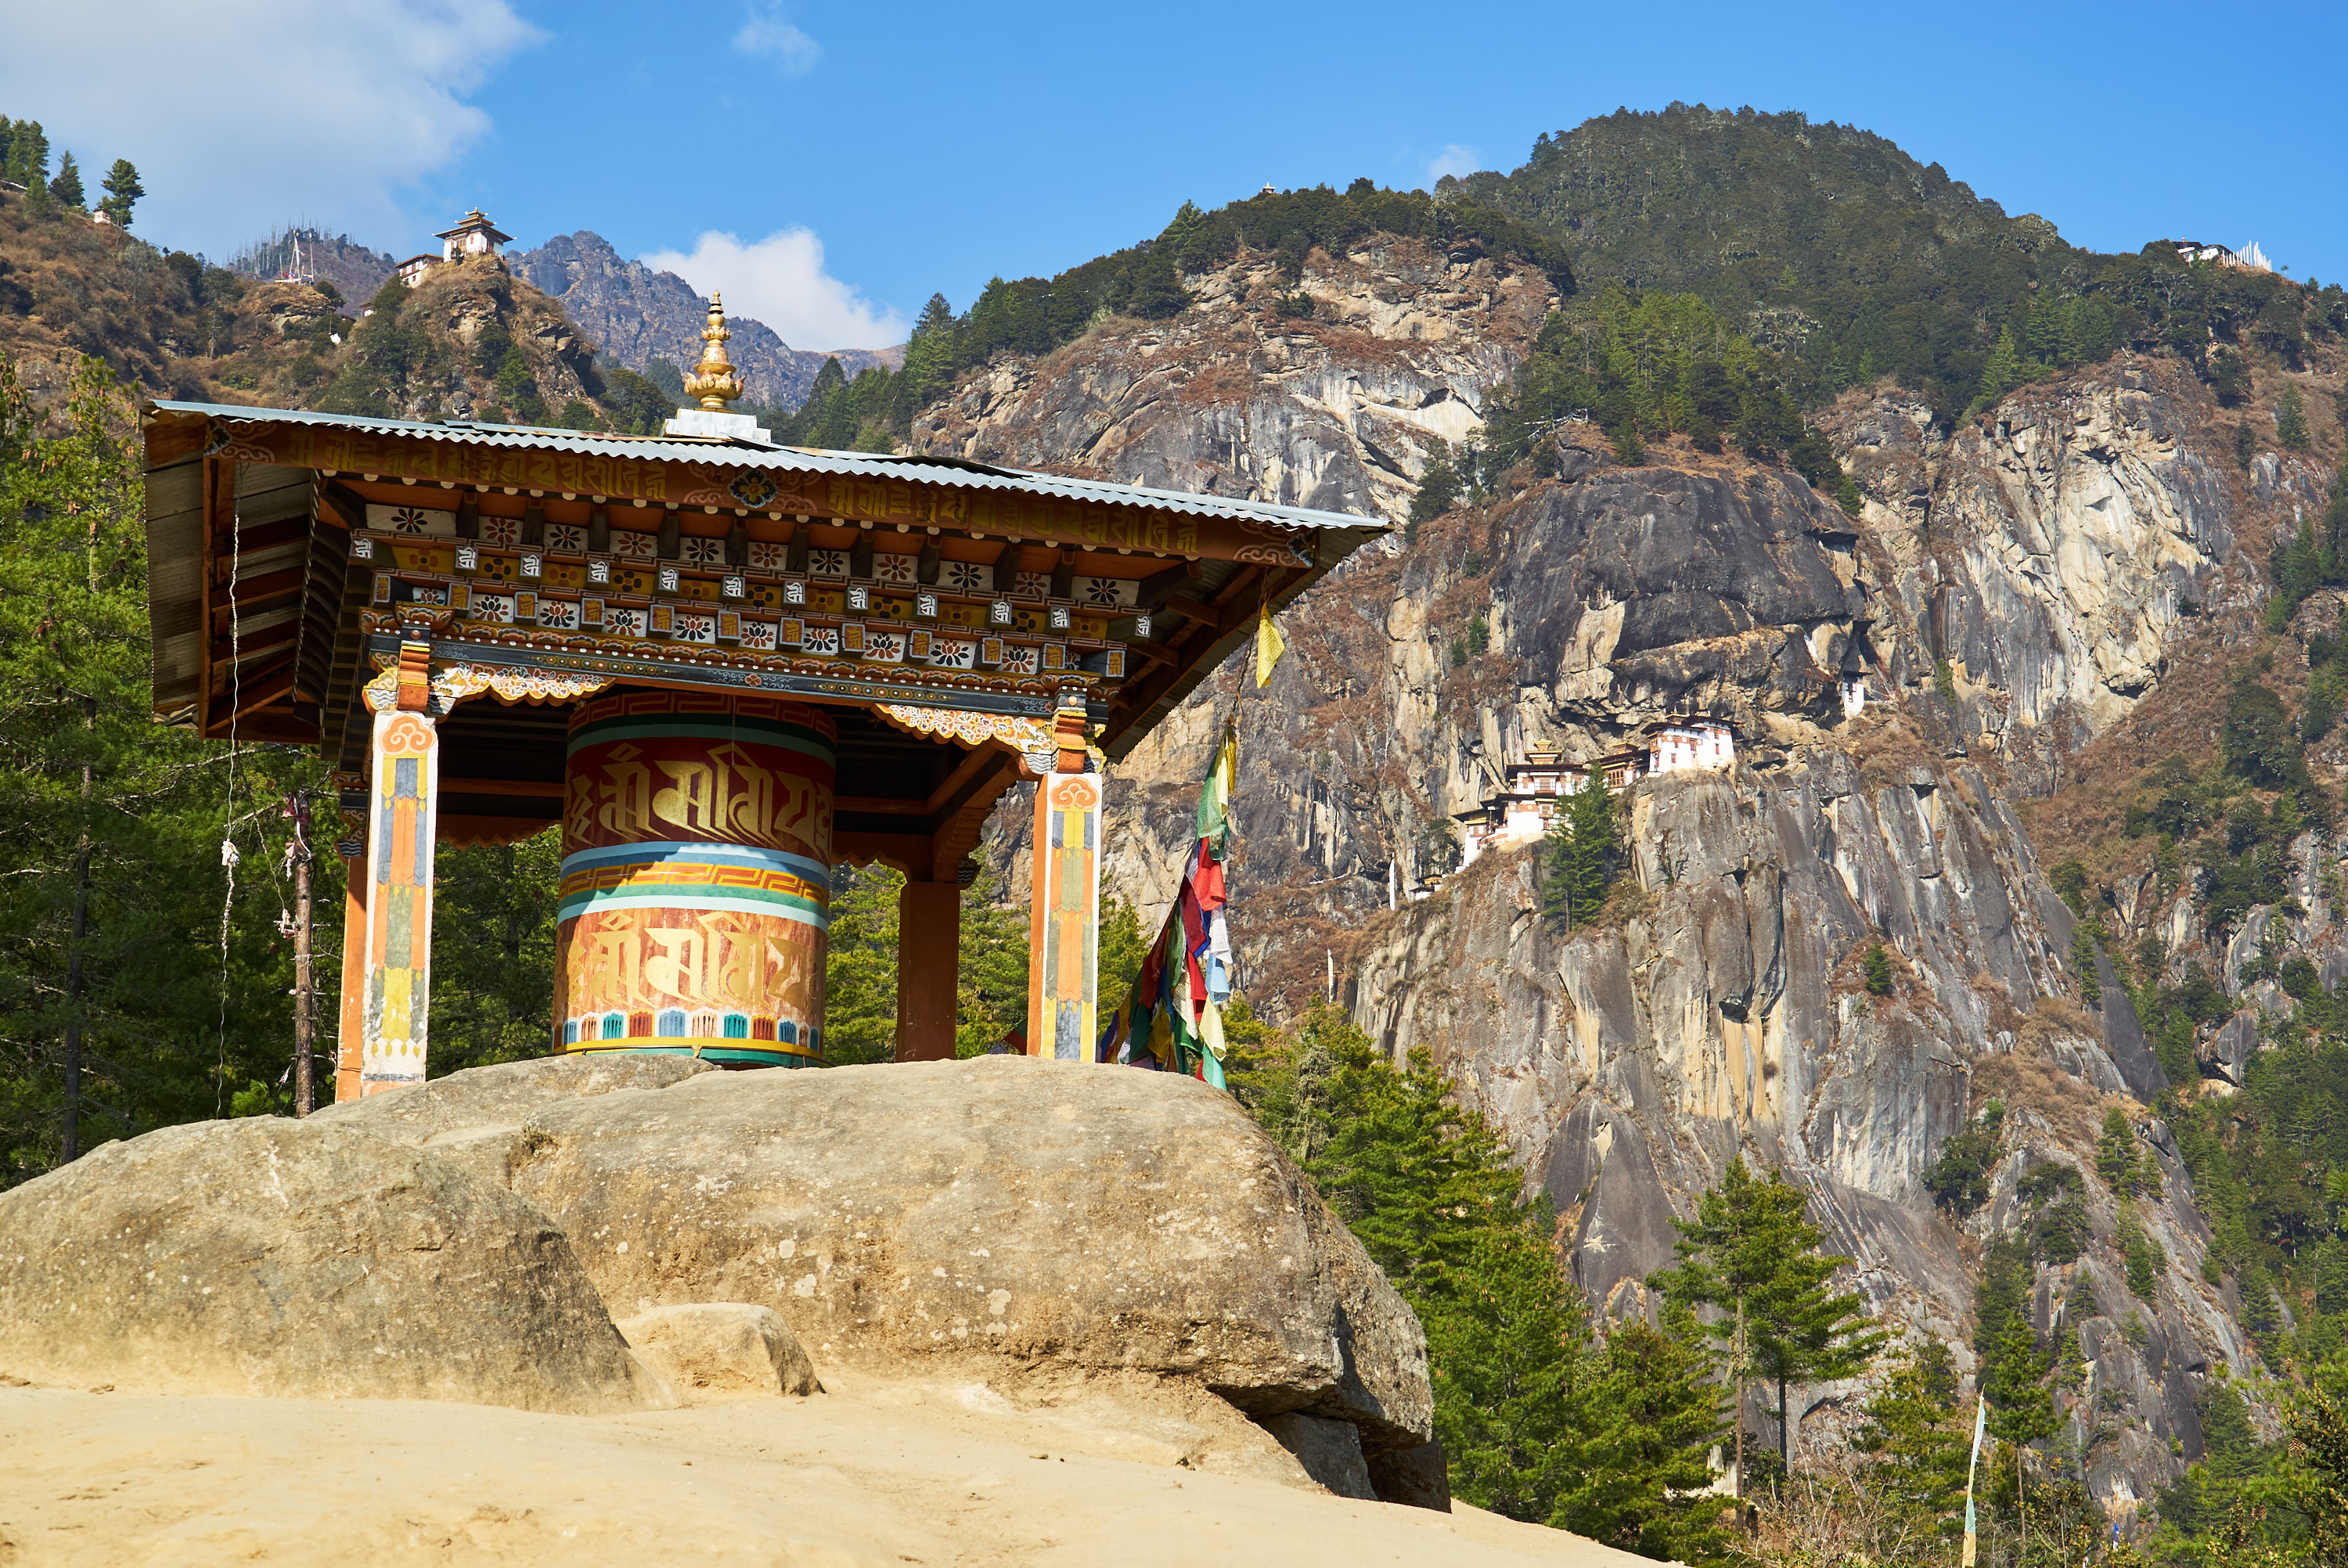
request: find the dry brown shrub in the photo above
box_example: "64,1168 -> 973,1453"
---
1737,1451 -> 1941,1566
1971,1003 -> 2119,1147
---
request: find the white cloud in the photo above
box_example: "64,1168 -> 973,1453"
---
0,0 -> 538,260
733,3 -> 821,74
641,228 -> 906,351
1424,144 -> 1482,184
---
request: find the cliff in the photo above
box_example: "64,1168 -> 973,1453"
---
915,233 -> 1553,520
935,219 -> 2346,1516
513,229 -> 897,411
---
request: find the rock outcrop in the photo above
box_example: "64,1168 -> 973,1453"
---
615,1303 -> 819,1401
914,234 -> 1557,524
322,1053 -> 1434,1457
0,1118 -> 665,1413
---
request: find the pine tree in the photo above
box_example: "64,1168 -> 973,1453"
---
1540,771 -> 1615,926
2278,383 -> 2312,452
1125,248 -> 1187,319
821,861 -> 902,1064
1550,1314 -> 1730,1563
1854,1340 -> 1972,1537
1977,325 -> 2024,408
1982,1309 -> 2058,1448
1863,942 -> 1894,995
1407,448 -> 1460,537
1654,1157 -> 1885,1483
953,873 -> 1028,1056
1093,894 -> 1146,1027
1432,1217 -> 1594,1521
98,159 -> 142,228
895,292 -> 958,415
46,151 -> 82,210
2096,1107 -> 2137,1189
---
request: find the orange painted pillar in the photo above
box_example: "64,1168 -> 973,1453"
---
334,819 -> 368,1104
1026,705 -> 1104,1061
896,878 -> 960,1061
358,642 -> 441,1095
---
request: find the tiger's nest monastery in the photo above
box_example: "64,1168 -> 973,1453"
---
141,293 -> 1381,1099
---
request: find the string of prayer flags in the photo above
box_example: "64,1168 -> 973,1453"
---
1097,725 -> 1238,1086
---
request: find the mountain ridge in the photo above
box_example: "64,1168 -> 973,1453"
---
513,229 -> 898,412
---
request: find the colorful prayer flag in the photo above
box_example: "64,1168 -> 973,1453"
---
1255,605 -> 1286,688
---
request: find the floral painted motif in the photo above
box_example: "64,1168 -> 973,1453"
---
747,541 -> 787,571
930,638 -> 978,670
942,560 -> 989,592
609,529 -> 659,560
545,523 -> 589,553
1076,575 -> 1136,606
1014,571 -> 1051,599
478,516 -> 524,547
537,599 -> 581,629
864,630 -> 907,664
680,536 -> 726,565
808,548 -> 852,579
871,552 -> 917,584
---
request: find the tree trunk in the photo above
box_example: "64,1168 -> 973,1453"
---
1732,1293 -> 1745,1508
60,693 -> 95,1161
1778,1374 -> 1790,1479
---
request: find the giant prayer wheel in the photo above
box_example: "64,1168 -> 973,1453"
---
554,690 -> 837,1067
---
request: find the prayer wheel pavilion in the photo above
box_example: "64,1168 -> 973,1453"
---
139,300 -> 1382,1099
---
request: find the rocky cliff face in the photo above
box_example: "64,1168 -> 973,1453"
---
513,230 -> 895,412
914,234 -> 1556,522
933,232 -> 2331,1516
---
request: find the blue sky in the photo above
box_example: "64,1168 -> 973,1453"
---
5,1 -> 2341,349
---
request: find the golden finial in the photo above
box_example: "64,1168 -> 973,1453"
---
682,291 -> 744,411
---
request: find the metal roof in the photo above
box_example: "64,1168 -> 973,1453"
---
147,401 -> 1387,537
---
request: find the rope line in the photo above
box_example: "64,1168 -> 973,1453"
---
214,483 -> 242,1117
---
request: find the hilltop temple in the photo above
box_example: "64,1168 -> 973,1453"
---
140,297 -> 1381,1096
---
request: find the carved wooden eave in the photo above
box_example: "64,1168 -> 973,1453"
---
141,401 -> 1386,865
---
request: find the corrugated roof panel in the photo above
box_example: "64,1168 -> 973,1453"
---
147,401 -> 1388,537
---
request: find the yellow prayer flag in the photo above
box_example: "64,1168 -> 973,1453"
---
1255,604 -> 1287,687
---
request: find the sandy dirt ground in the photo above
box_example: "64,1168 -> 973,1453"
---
0,1370 -> 1662,1567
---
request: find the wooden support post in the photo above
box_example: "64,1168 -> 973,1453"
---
358,642 -> 440,1094
1026,703 -> 1103,1061
287,792 -> 315,1117
336,818 -> 367,1105
896,876 -> 960,1062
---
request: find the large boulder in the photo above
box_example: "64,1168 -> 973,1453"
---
0,1118 -> 668,1414
324,1053 -> 1434,1453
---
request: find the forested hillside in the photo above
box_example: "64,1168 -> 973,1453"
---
1453,103 -> 2348,426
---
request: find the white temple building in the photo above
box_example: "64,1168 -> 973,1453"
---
394,209 -> 513,288
1448,718 -> 1736,873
